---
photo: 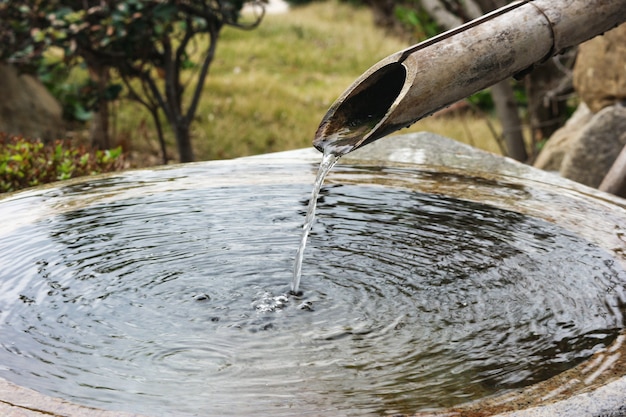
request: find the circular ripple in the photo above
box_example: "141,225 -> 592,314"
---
0,178 -> 624,417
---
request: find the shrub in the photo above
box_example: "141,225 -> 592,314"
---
0,133 -> 124,193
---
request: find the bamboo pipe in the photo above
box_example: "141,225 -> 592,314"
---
313,0 -> 626,155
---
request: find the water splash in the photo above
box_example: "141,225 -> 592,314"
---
291,151 -> 340,295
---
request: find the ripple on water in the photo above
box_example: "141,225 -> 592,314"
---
0,180 -> 625,417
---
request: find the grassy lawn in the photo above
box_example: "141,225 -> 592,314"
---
114,1 -> 504,163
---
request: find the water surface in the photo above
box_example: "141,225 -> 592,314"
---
0,162 -> 625,417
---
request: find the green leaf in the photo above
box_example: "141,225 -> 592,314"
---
153,23 -> 165,35
152,3 -> 178,22
63,10 -> 84,24
104,83 -> 123,101
31,28 -> 46,42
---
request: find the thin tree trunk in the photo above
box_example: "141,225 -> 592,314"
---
175,122 -> 194,162
491,81 -> 528,161
89,100 -> 110,150
459,0 -> 483,20
525,56 -> 573,156
150,107 -> 169,164
475,0 -> 508,11
419,0 -> 527,161
471,0 -> 527,161
599,143 -> 626,198
420,0 -> 463,28
88,63 -> 110,150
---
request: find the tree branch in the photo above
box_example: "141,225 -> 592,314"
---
161,36 -> 181,126
420,0 -> 463,29
460,0 -> 483,19
599,142 -> 626,198
185,24 -> 219,124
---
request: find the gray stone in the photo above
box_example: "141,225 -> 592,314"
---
573,22 -> 626,114
533,103 -> 593,172
0,64 -> 64,141
560,104 -> 626,188
538,22 -> 626,189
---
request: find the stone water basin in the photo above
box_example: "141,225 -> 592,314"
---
0,132 -> 625,416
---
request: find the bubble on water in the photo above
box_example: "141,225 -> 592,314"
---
193,293 -> 211,302
298,301 -> 314,311
252,291 -> 290,313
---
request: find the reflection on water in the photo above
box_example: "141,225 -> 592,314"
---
0,165 -> 625,417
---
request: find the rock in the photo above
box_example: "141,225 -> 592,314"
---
534,103 -> 592,172
573,23 -> 626,113
0,64 -> 64,142
541,23 -> 626,192
559,104 -> 626,188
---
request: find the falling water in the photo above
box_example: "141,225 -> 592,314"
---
291,151 -> 340,294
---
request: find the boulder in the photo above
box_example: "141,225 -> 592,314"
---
573,23 -> 626,114
537,24 -> 626,192
559,104 -> 626,188
533,103 -> 592,172
0,64 -> 64,142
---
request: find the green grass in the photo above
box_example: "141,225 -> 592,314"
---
113,1 -> 505,163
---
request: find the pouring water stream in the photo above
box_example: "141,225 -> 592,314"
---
291,151 -> 340,295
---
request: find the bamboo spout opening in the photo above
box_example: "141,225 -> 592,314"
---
313,62 -> 406,154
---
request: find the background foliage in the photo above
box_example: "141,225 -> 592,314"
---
0,133 -> 123,193
0,0 -> 265,162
